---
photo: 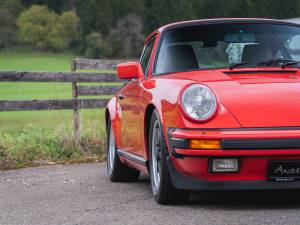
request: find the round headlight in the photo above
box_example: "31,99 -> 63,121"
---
181,84 -> 217,121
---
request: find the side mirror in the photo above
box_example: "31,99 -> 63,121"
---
117,62 -> 144,80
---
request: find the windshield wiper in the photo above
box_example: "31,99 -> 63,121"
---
229,61 -> 255,70
229,59 -> 300,70
258,58 -> 300,69
281,60 -> 300,69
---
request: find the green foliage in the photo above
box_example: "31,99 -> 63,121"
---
17,5 -> 57,50
144,0 -> 300,33
2,0 -> 300,56
144,0 -> 197,33
0,9 -> 17,49
1,0 -> 24,16
84,32 -> 112,59
20,0 -> 69,13
82,13 -> 145,58
49,11 -> 80,50
109,0 -> 145,28
108,14 -> 144,58
0,0 -> 23,49
73,0 -> 145,36
17,5 -> 79,51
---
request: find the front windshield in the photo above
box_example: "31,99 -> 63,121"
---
154,23 -> 300,74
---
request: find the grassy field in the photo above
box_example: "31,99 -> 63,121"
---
0,51 -> 110,169
0,51 -> 74,71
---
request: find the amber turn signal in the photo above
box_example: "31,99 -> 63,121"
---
189,139 -> 221,150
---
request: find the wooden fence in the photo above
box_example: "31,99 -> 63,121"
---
0,58 -> 124,143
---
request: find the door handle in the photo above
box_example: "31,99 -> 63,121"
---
118,93 -> 126,100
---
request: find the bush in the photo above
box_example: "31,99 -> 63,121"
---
84,32 -> 112,59
0,9 -> 17,49
17,5 -> 79,51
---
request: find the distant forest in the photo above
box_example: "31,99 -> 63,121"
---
1,0 -> 300,58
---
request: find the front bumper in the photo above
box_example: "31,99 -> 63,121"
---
167,127 -> 300,187
167,157 -> 300,190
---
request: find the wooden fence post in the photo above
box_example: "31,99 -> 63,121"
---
71,59 -> 80,144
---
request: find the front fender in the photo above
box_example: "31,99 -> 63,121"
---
106,97 -> 122,147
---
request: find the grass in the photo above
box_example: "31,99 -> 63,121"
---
0,51 -> 111,169
0,51 -> 74,72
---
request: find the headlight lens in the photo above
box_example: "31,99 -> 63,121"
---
181,84 -> 217,121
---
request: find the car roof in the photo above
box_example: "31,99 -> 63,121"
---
144,18 -> 300,44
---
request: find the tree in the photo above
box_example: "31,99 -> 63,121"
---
1,0 -> 24,16
72,0 -> 113,36
20,0 -> 69,13
110,0 -> 145,27
72,0 -> 145,37
47,12 -> 79,50
2,0 -> 300,54
17,5 -> 79,51
107,14 -> 144,58
144,0 -> 198,33
0,9 -> 17,49
84,32 -> 111,59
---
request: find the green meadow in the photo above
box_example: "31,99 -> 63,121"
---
0,51 -> 111,169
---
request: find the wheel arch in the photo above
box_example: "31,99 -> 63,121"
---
144,104 -> 157,169
105,107 -> 110,131
105,97 -> 118,140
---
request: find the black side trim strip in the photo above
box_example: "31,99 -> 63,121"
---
117,149 -> 146,165
222,139 -> 300,150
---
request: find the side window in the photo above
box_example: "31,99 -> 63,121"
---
140,37 -> 156,75
284,34 -> 300,61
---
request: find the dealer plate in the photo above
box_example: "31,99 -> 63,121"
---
268,161 -> 300,182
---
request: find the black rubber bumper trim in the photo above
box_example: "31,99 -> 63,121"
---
170,126 -> 300,132
168,127 -> 300,151
168,137 -> 189,149
167,157 -> 300,191
169,137 -> 300,151
222,139 -> 300,150
167,128 -> 188,158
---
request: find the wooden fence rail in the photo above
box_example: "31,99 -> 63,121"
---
0,71 -> 121,82
73,58 -> 125,71
77,86 -> 122,96
0,99 -> 109,111
0,58 -> 126,143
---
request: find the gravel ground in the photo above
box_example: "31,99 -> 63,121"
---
1,162 -> 300,225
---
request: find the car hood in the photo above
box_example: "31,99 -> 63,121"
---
212,70 -> 300,127
170,69 -> 300,127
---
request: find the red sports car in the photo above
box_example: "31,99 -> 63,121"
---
105,18 -> 300,204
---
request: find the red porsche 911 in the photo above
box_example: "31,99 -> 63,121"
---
105,18 -> 300,204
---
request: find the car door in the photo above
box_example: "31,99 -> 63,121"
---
119,37 -> 156,156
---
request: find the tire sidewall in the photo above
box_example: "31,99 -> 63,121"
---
149,110 -> 167,198
106,119 -> 117,178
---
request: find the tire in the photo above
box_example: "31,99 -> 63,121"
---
149,110 -> 190,204
106,119 -> 140,182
